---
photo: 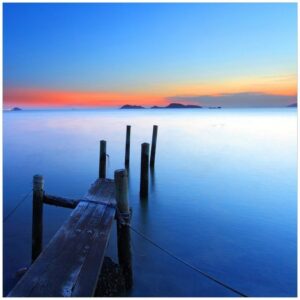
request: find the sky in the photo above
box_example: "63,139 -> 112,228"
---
3,3 -> 297,108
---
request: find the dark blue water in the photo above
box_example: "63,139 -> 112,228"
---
3,108 -> 297,296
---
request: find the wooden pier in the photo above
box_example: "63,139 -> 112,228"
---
8,178 -> 117,297
8,125 -> 158,297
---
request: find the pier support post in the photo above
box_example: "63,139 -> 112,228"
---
140,143 -> 150,197
150,125 -> 158,168
32,175 -> 44,262
115,169 -> 133,289
99,140 -> 107,179
125,125 -> 131,169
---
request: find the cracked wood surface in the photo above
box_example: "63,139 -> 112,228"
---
8,179 -> 116,297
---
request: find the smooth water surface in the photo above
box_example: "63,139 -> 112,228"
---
3,108 -> 297,296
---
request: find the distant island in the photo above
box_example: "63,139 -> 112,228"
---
11,107 -> 22,111
151,103 -> 202,109
120,103 -> 222,109
287,103 -> 297,107
120,105 -> 145,109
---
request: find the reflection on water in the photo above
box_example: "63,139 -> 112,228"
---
150,167 -> 156,192
3,108 -> 297,296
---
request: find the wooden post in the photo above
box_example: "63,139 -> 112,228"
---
115,169 -> 133,289
32,174 -> 44,262
140,143 -> 150,197
99,140 -> 106,179
150,167 -> 155,192
125,125 -> 131,169
150,125 -> 158,168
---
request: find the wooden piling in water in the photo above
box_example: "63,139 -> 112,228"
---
125,125 -> 131,169
99,140 -> 107,179
32,175 -> 44,262
114,169 -> 133,289
150,125 -> 158,168
140,143 -> 150,197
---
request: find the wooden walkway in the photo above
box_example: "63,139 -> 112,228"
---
6,128 -> 152,297
8,179 -> 116,297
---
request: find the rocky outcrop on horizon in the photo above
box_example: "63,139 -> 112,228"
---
120,105 -> 145,109
151,103 -> 203,109
120,103 -> 224,109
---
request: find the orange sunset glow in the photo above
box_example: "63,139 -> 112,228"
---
161,74 -> 297,97
4,73 -> 297,108
4,88 -> 168,108
4,76 -> 297,107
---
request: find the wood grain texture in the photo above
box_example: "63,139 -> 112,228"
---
8,179 -> 116,297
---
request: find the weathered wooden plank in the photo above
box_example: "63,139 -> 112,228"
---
43,194 -> 79,209
82,178 -> 116,206
8,179 -> 116,297
71,205 -> 116,296
29,203 -> 107,296
8,201 -> 90,296
32,203 -> 102,296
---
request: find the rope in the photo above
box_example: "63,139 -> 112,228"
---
129,225 -> 248,297
4,190 -> 32,222
80,198 -> 116,208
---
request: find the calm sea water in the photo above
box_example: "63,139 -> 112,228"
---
3,108 -> 297,296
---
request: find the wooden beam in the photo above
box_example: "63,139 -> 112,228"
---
43,194 -> 79,209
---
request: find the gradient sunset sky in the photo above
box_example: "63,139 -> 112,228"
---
3,3 -> 297,108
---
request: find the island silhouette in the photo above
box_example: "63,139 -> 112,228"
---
120,103 -> 222,109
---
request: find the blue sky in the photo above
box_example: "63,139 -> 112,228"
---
3,3 -> 297,107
